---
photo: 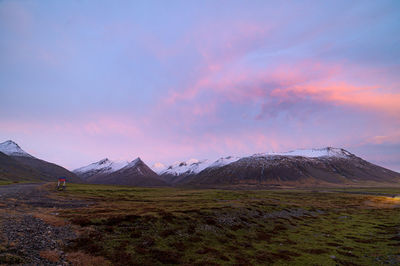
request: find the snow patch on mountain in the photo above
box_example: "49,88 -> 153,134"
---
160,156 -> 242,176
0,140 -> 33,157
161,158 -> 211,176
254,147 -> 352,158
159,148 -> 352,177
73,158 -> 129,174
208,156 -> 241,168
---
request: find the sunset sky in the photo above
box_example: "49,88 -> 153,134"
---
1,1 -> 399,171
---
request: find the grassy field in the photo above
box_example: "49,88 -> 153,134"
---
54,184 -> 400,265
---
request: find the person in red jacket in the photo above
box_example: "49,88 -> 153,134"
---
57,177 -> 66,191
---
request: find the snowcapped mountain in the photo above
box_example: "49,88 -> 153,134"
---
186,147 -> 400,187
159,148 -> 351,181
158,156 -> 242,184
73,158 -> 129,181
161,159 -> 210,176
88,157 -> 167,187
158,158 -> 212,184
156,147 -> 400,187
0,140 -> 33,157
159,156 -> 241,176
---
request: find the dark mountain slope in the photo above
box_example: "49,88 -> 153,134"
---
13,156 -> 81,183
0,152 -> 43,181
184,149 -> 400,188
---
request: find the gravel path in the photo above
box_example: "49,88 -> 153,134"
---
0,183 -> 88,265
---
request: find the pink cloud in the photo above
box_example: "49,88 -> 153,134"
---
164,57 -> 400,119
367,131 -> 400,145
273,81 -> 400,116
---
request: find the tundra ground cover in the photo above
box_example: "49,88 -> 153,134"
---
56,184 -> 400,265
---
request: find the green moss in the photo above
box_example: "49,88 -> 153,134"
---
57,184 -> 400,265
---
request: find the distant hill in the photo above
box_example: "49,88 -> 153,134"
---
75,158 -> 167,187
0,140 -> 81,183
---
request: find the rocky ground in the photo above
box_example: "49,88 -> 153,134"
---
0,183 -> 89,265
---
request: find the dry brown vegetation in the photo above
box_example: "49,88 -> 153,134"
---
33,212 -> 68,227
66,251 -> 111,266
39,250 -> 60,263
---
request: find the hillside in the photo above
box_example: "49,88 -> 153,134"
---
0,140 -> 81,182
0,152 -> 42,181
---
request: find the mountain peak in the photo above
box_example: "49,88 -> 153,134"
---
4,140 -> 19,145
126,157 -> 142,168
98,158 -> 110,164
0,140 -> 33,157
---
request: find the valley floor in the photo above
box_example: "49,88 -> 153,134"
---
1,183 -> 400,265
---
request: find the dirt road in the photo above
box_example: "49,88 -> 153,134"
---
0,183 -> 88,265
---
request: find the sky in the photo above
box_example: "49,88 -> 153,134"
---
0,0 -> 399,172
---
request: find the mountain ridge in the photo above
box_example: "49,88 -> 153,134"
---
156,147 -> 352,182
184,150 -> 400,188
156,147 -> 400,187
2,140 -> 399,187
